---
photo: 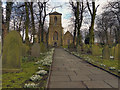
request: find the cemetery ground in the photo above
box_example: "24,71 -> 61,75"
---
1,30 -> 120,89
1,30 -> 55,88
2,50 -> 54,88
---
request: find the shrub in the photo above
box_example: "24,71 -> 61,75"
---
22,44 -> 29,56
77,45 -> 81,54
82,44 -> 90,54
2,31 -> 23,70
68,43 -> 74,49
62,45 -> 68,49
102,45 -> 110,60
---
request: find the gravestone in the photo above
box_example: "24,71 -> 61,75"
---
114,44 -> 119,60
102,45 -> 110,60
2,31 -> 23,72
77,45 -> 81,54
92,44 -> 101,56
40,42 -> 46,53
118,44 -> 120,60
31,43 -> 40,57
110,46 -> 115,57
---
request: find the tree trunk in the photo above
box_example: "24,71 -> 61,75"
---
25,2 -> 29,45
89,2 -> 95,45
87,1 -> 97,45
18,15 -> 23,32
77,2 -> 83,46
38,2 -> 43,43
29,2 -> 36,43
73,19 -> 77,47
6,2 -> 13,32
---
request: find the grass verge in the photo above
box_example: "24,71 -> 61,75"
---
2,54 -> 46,88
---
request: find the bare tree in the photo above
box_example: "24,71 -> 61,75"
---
69,0 -> 86,47
106,0 -> 120,44
28,2 -> 36,43
25,2 -> 29,45
6,2 -> 13,32
86,0 -> 99,45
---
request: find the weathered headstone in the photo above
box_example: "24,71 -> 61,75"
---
102,45 -> 110,60
2,31 -> 23,72
77,45 -> 81,54
110,46 -> 115,57
114,44 -> 119,60
118,44 -> 120,60
40,42 -> 46,53
92,44 -> 101,56
31,43 -> 40,57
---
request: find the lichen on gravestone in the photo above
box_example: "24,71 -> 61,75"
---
110,46 -> 115,57
118,44 -> 120,60
2,31 -> 23,71
102,45 -> 110,60
31,43 -> 40,57
92,44 -> 101,56
114,44 -> 120,60
40,42 -> 47,53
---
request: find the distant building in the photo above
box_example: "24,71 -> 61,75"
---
63,31 -> 73,46
48,11 -> 73,46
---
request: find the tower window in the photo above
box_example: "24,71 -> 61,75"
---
54,16 -> 57,25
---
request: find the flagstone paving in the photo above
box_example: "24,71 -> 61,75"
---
48,48 -> 119,89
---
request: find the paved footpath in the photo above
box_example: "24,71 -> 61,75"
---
48,48 -> 119,89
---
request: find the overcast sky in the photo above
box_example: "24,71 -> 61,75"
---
2,0 -> 113,34
46,0 -> 112,34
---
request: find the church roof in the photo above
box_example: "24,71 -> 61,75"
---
64,31 -> 73,37
49,11 -> 62,15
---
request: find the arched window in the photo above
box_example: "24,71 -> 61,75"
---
53,31 -> 58,40
54,16 -> 57,25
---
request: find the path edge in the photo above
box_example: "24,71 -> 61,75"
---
45,48 -> 55,89
64,48 -> 120,79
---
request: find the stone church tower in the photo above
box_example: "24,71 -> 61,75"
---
48,11 -> 63,46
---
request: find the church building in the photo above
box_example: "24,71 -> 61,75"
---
48,11 -> 73,46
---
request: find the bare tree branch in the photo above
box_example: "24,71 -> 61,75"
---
86,0 -> 92,15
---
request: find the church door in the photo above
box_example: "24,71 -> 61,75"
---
54,42 -> 57,47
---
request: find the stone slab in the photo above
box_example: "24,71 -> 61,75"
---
49,81 -> 87,88
69,75 -> 91,81
50,76 -> 70,82
88,74 -> 118,81
51,71 -> 76,76
104,79 -> 118,88
83,81 -> 112,88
